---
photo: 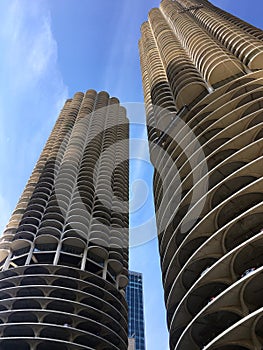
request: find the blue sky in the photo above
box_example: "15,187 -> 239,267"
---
0,1 -> 262,349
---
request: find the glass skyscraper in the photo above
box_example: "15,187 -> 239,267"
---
126,271 -> 146,350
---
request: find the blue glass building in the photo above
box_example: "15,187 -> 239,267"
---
126,271 -> 146,350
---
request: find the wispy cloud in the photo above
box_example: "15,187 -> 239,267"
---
0,0 -> 68,232
103,1 -> 145,99
0,0 -> 66,92
103,1 -> 129,92
125,102 -> 157,246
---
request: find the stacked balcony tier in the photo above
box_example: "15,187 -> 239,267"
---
139,1 -> 263,348
0,90 -> 129,349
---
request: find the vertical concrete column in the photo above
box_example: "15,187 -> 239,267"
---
138,39 -> 158,145
141,21 -> 176,131
149,8 -> 209,109
138,39 -> 153,120
60,91 -> 95,235
109,102 -> 129,287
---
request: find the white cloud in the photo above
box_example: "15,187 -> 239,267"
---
0,0 -> 67,96
0,0 -> 69,139
27,15 -> 56,77
103,1 -> 129,91
0,0 -> 68,233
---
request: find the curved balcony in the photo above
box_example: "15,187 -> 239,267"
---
141,17 -> 263,346
0,264 -> 128,349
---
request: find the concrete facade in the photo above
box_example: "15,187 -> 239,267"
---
0,90 -> 129,350
139,1 -> 263,349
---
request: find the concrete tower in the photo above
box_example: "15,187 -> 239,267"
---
139,1 -> 263,349
0,90 -> 129,350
